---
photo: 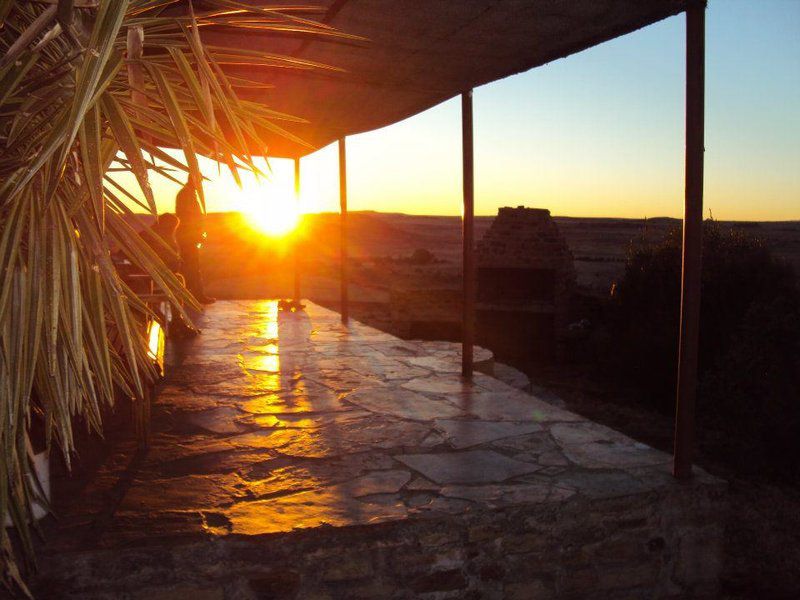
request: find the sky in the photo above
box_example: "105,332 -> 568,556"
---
138,0 -> 799,221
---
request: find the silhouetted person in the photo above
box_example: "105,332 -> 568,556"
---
144,213 -> 198,337
175,182 -> 215,304
115,214 -> 181,285
146,213 -> 181,272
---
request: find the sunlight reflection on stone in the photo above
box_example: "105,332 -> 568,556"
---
264,373 -> 283,394
281,378 -> 312,412
240,300 -> 286,393
247,299 -> 280,341
245,353 -> 281,373
263,300 -> 279,339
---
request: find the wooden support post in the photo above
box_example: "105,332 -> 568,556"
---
461,91 -> 475,378
338,138 -> 349,324
293,157 -> 301,303
673,1 -> 706,480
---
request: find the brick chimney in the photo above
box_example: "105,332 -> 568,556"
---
476,207 -> 575,362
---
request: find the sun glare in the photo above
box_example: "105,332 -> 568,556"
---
243,187 -> 300,237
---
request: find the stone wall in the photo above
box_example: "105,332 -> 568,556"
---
38,478 -> 725,599
390,288 -> 462,340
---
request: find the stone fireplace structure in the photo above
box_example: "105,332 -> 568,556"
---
476,206 -> 576,362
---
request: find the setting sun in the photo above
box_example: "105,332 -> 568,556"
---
242,187 -> 300,237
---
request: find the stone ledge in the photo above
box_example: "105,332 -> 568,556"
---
36,477 -> 726,599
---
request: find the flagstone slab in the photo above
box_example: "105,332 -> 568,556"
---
225,487 -> 408,535
440,483 -> 574,508
332,417 -> 434,451
549,421 -> 631,446
157,450 -> 277,478
346,470 -> 412,497
367,341 -> 423,357
167,363 -> 245,387
406,476 -> 440,492
240,452 -> 397,493
306,367 -> 385,393
397,450 -> 541,484
553,470 -> 650,498
190,375 -> 287,398
406,356 -> 463,373
535,450 -> 571,467
434,419 -> 543,449
402,375 -> 475,395
184,407 -> 248,434
492,362 -> 532,391
248,410 -> 373,429
119,474 -> 245,512
491,431 -> 559,453
156,387 -> 233,411
561,441 -> 670,470
462,391 -> 584,423
549,422 -> 669,469
345,387 -> 463,421
238,386 -> 349,414
363,361 -> 432,381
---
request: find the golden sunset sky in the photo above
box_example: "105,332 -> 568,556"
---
123,0 -> 799,221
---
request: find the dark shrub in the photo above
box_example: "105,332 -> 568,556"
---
602,221 -> 800,473
408,248 -> 436,265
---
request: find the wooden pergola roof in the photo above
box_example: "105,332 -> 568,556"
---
204,0 -> 689,158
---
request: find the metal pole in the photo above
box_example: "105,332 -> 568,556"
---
338,137 -> 349,324
293,157 -> 301,303
461,91 -> 475,378
673,0 -> 706,480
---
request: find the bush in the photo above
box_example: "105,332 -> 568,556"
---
601,221 -> 800,473
408,248 -> 436,265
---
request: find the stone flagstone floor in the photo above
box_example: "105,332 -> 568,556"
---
36,300 -> 726,598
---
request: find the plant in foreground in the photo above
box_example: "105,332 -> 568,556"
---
0,1 -> 347,593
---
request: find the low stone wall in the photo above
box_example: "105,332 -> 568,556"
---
38,476 -> 725,599
390,288 -> 461,339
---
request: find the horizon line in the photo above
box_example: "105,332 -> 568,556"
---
126,210 -> 800,224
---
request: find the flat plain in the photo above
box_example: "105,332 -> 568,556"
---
197,211 -> 800,315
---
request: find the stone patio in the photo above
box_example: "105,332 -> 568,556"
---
35,300 -> 726,599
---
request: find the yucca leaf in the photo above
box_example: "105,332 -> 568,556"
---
100,94 -> 156,213
168,47 -> 213,125
47,1 -> 128,201
78,105 -> 104,229
0,52 -> 39,109
144,62 -> 205,209
0,0 -> 345,588
0,5 -> 56,70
